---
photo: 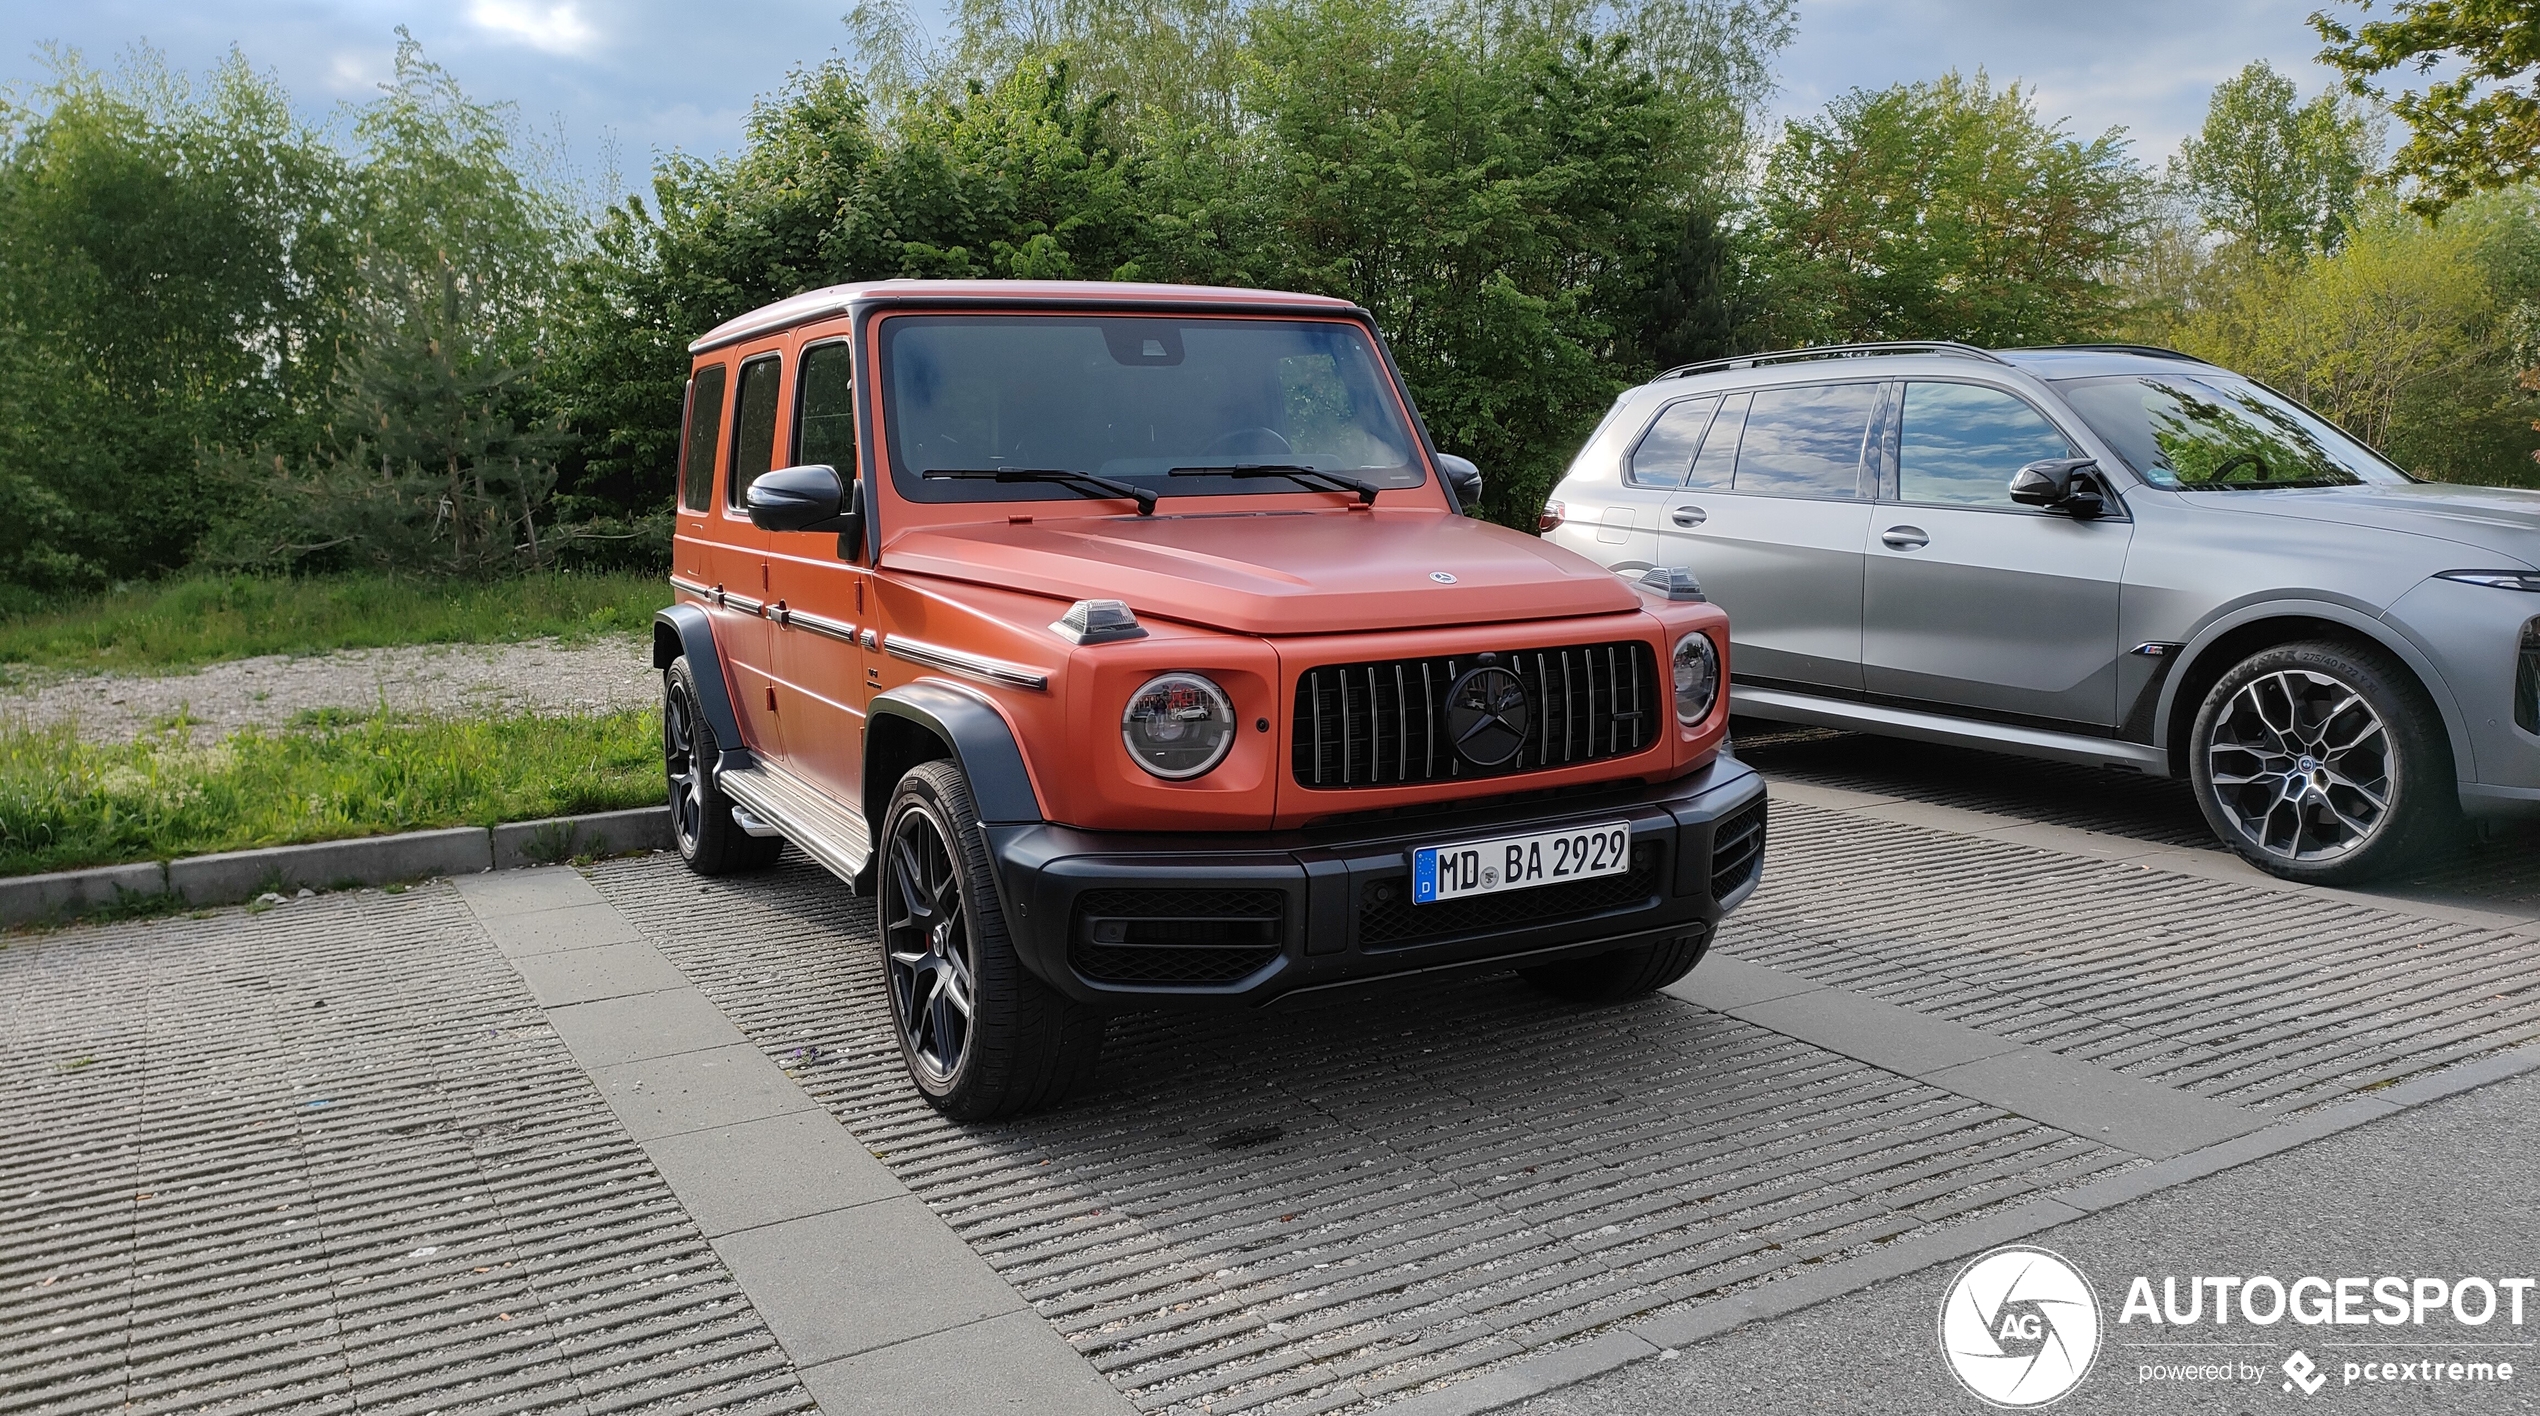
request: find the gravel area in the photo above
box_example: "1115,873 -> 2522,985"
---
1,636 -> 658,742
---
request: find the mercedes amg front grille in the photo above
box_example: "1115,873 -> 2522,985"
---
1293,641 -> 1659,789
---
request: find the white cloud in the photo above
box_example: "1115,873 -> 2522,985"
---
464,0 -> 600,56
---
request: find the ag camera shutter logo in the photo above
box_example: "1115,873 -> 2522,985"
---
1940,1246 -> 2103,1407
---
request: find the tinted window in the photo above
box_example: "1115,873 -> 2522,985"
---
1898,383 -> 2074,507
1689,392 -> 1746,489
1732,383 -> 1875,497
878,316 -> 1422,505
2054,374 -> 2410,490
1628,397 -> 1717,487
728,355 -> 783,508
795,341 -> 856,474
680,364 -> 727,513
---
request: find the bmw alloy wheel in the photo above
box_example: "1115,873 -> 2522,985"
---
2202,667 -> 2392,865
883,802 -> 976,1084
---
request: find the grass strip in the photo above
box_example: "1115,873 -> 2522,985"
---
0,571 -> 668,673
0,709 -> 662,877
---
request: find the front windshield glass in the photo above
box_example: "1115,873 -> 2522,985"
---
877,314 -> 1425,506
2052,374 -> 2412,490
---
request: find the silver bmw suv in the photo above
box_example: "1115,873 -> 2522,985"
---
1543,342 -> 2540,884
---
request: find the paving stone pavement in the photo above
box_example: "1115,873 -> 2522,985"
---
6,738 -> 2538,1416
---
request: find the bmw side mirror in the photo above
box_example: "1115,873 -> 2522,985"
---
1437,453 -> 1483,514
2010,458 -> 2107,519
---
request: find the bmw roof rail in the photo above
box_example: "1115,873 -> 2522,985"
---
2007,343 -> 2210,363
1658,340 -> 2010,380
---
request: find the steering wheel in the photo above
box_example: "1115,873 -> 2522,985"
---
2207,451 -> 2267,482
1202,426 -> 1293,457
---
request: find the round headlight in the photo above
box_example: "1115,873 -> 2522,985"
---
1123,673 -> 1237,779
1672,632 -> 1718,726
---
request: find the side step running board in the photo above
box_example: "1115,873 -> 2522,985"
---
715,760 -> 873,883
1730,684 -> 2168,775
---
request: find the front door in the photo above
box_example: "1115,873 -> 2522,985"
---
766,334 -> 872,805
1652,381 -> 1879,694
1861,380 -> 2133,727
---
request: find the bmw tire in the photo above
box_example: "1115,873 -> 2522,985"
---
2188,639 -> 2457,886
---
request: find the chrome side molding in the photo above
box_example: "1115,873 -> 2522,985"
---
883,635 -> 1050,692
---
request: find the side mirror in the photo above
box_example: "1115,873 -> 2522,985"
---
2009,457 -> 2108,520
1436,453 -> 1483,514
748,464 -> 865,557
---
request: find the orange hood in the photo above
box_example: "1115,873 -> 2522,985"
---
881,509 -> 1640,636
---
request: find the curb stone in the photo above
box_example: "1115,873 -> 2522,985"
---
0,805 -> 675,926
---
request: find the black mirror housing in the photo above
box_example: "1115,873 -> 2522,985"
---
749,464 -> 854,530
1436,453 -> 1483,514
2009,457 -> 2106,518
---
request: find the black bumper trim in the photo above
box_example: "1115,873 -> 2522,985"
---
984,757 -> 1765,1005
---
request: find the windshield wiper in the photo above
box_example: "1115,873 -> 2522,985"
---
922,468 -> 1157,515
1168,463 -> 1381,505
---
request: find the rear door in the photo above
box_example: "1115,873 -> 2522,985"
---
1860,379 -> 2132,726
1652,381 -> 1878,694
718,348 -> 787,756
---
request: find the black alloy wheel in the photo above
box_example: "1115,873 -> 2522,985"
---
883,797 -> 977,1086
663,657 -> 780,875
876,759 -> 1104,1119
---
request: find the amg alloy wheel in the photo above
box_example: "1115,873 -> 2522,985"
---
877,760 -> 1103,1118
663,657 -> 780,875
2190,641 -> 2454,885
882,797 -> 977,1086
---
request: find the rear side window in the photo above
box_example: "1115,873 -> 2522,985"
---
1689,393 -> 1746,489
1897,383 -> 2074,507
1627,396 -> 1717,487
794,341 -> 857,475
728,354 -> 783,508
679,364 -> 727,514
1733,383 -> 1876,497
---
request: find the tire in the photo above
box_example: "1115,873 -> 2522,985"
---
879,759 -> 1104,1120
664,657 -> 782,876
2188,638 -> 2458,885
1519,930 -> 1709,1003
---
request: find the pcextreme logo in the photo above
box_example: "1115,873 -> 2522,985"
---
1939,1246 -> 2104,1408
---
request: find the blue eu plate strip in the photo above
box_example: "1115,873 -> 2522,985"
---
1412,847 -> 1438,904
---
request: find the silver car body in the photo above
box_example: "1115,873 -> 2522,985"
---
1544,345 -> 2540,819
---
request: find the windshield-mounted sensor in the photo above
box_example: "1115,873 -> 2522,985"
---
1051,598 -> 1149,644
1637,567 -> 1707,602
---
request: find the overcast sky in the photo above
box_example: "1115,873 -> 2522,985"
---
0,0 -> 2356,195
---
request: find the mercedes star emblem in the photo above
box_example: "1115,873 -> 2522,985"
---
1445,665 -> 1530,767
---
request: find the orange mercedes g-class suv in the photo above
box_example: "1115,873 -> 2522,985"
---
654,279 -> 1766,1118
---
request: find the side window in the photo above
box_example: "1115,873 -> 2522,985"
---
1627,396 -> 1717,488
1733,383 -> 1877,498
679,363 -> 727,514
794,341 -> 857,475
1898,382 -> 2074,508
727,354 -> 783,509
1688,392 -> 1746,489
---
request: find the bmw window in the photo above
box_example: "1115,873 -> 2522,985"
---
1626,396 -> 1718,488
1732,383 -> 1877,497
1896,383 -> 2076,508
2053,375 -> 2413,490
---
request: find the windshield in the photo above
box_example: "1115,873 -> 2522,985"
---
2052,374 -> 2411,490
877,314 -> 1425,506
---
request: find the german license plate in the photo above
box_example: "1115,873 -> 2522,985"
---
1411,821 -> 1632,904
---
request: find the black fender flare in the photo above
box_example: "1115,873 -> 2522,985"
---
652,604 -> 751,770
864,681 -> 1046,830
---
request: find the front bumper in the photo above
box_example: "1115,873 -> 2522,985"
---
984,757 -> 1766,1005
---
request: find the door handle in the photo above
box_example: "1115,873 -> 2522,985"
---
1671,505 -> 1706,528
1880,526 -> 1929,550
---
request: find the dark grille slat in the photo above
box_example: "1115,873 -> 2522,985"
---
1291,641 -> 1659,791
1707,801 -> 1767,902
